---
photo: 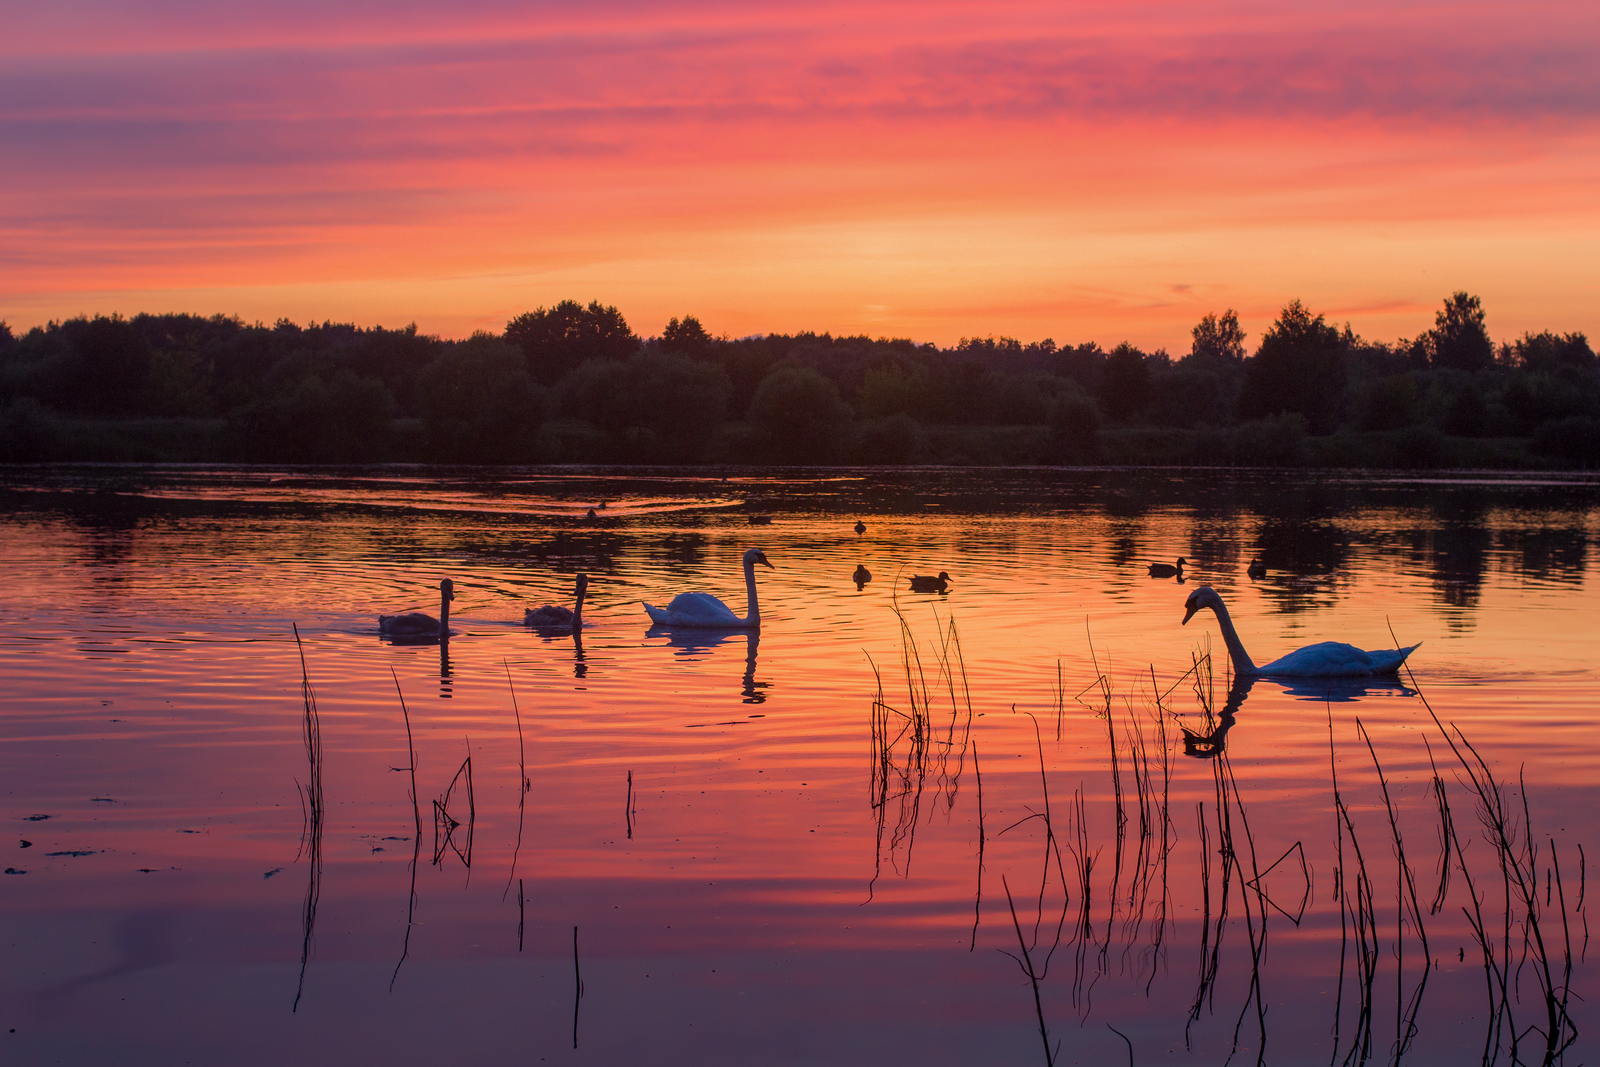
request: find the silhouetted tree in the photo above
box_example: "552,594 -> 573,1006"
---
556,350 -> 731,462
1237,299 -> 1345,433
1425,292 -> 1494,372
1189,309 -> 1246,365
1515,331 -> 1594,374
661,316 -> 714,358
417,334 -> 545,462
505,301 -> 636,384
225,370 -> 395,463
1098,343 -> 1152,421
857,361 -> 931,418
57,315 -> 155,415
849,412 -> 928,464
748,364 -> 849,463
1048,385 -> 1101,461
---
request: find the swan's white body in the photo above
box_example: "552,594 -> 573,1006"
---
526,574 -> 587,629
643,548 -> 773,628
1183,586 -> 1418,678
380,579 -> 454,640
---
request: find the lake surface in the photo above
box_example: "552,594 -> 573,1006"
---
1,465 -> 1596,1065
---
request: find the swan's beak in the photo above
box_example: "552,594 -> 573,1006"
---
1182,604 -> 1198,625
759,557 -> 775,569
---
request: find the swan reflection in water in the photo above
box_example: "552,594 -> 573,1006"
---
525,618 -> 589,678
1180,674 -> 1415,759
645,626 -> 768,704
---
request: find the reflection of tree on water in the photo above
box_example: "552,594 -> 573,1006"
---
645,627 -> 767,704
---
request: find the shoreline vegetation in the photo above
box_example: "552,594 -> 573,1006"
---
2,294 -> 1595,469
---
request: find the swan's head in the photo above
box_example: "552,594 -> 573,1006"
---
440,578 -> 455,601
1182,586 -> 1222,625
744,547 -> 775,569
575,573 -> 589,593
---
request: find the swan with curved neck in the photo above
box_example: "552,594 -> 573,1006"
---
1182,586 -> 1419,678
379,579 -> 454,640
643,548 -> 773,628
525,574 -> 588,631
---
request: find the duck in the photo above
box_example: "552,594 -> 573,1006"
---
379,579 -> 454,640
854,521 -> 867,535
1247,558 -> 1266,580
907,571 -> 950,593
1148,557 -> 1186,578
524,574 -> 588,630
1181,586 -> 1420,678
643,548 -> 774,628
852,564 -> 872,589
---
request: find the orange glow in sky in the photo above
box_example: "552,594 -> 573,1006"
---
3,0 -> 1597,349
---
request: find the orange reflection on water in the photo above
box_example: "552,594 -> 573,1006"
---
0,467 -> 1595,1064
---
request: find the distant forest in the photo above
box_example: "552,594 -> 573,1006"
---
1,293 -> 1596,467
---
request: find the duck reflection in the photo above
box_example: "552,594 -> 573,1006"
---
1180,675 -> 1415,758
646,627 -> 767,704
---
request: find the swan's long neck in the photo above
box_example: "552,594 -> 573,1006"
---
744,558 -> 761,626
439,588 -> 450,638
572,580 -> 586,632
1208,599 -> 1258,677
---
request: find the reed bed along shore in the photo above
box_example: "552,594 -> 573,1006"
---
278,612 -> 1586,1066
865,608 -> 1585,1066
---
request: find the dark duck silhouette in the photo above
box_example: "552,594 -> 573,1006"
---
852,564 -> 872,589
1148,557 -> 1186,578
1247,558 -> 1266,580
907,571 -> 950,593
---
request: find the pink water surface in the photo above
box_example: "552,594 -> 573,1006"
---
1,466 -> 1595,1065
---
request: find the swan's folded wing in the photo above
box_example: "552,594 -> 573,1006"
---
1260,641 -> 1411,677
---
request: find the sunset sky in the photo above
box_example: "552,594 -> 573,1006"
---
3,0 -> 1597,350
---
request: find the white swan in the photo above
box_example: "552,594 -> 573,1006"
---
525,574 -> 587,630
1182,586 -> 1419,678
380,579 -> 454,640
643,548 -> 773,628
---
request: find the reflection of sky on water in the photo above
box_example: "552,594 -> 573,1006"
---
0,466 -> 1596,1064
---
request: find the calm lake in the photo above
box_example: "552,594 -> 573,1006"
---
1,465 -> 1596,1065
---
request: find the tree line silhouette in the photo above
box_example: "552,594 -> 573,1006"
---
0,294 -> 1594,466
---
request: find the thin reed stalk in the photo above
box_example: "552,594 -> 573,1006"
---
291,624 -> 323,1014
